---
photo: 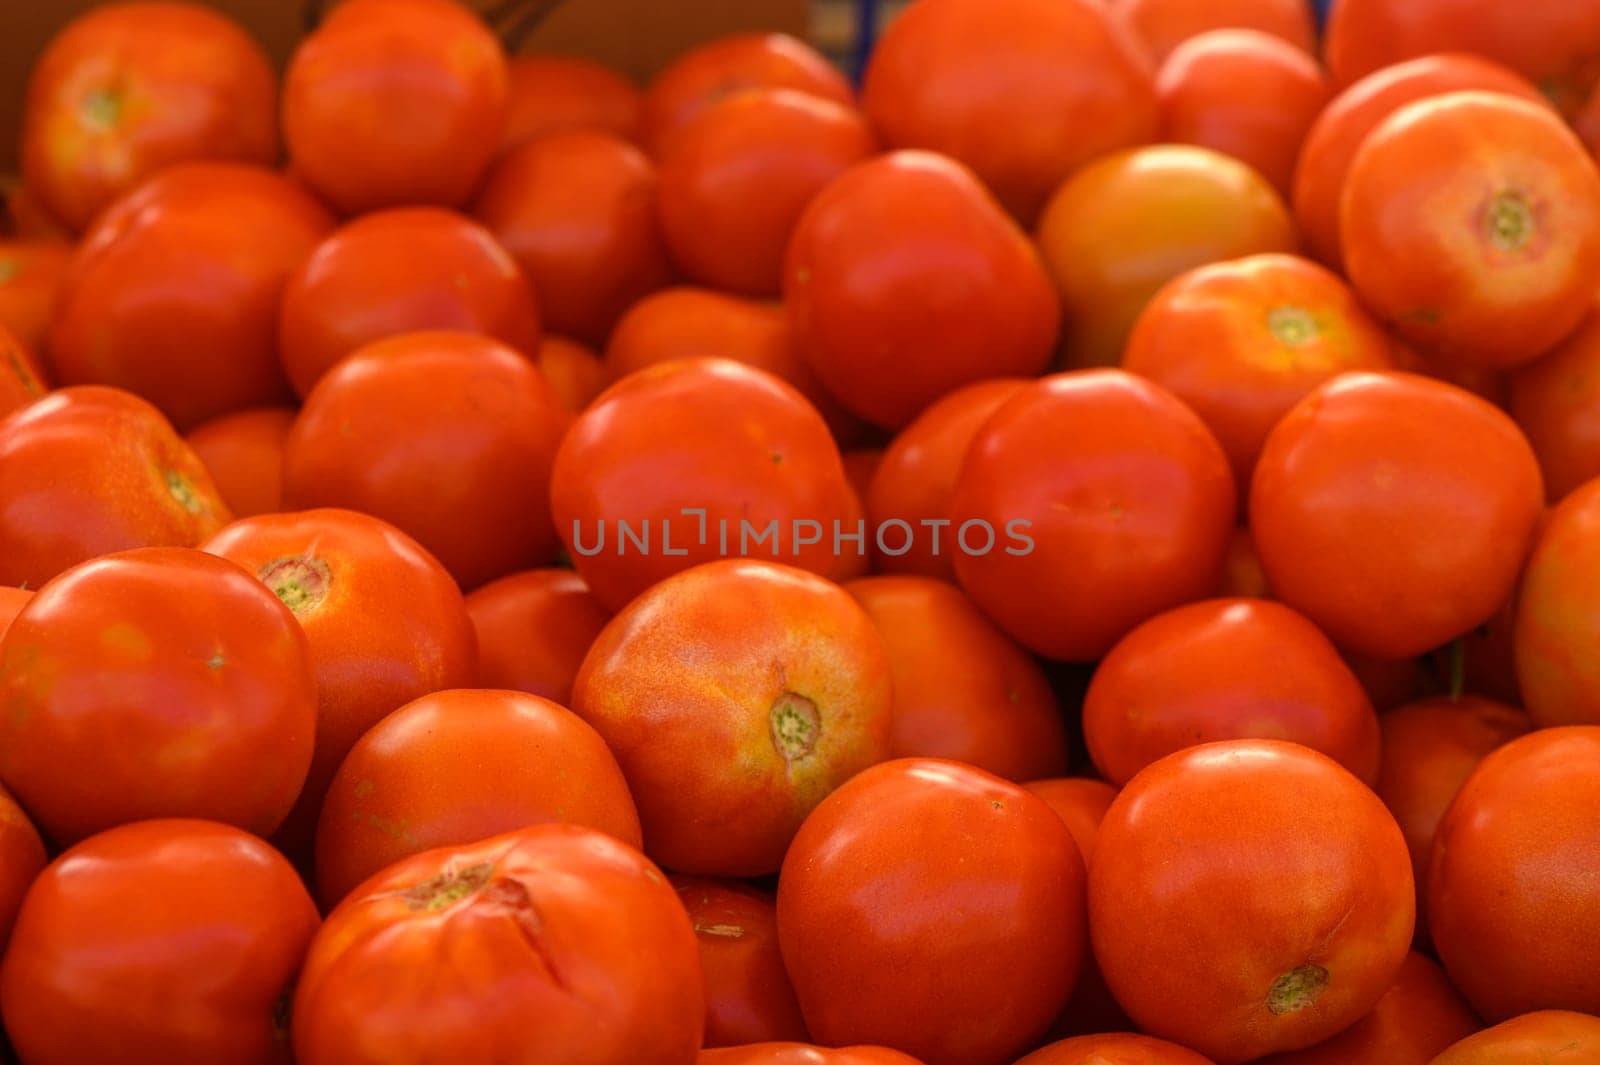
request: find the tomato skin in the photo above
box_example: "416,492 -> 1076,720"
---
0,783 -> 45,954
1428,1011 -> 1600,1065
1021,778 -> 1116,867
1014,1032 -> 1216,1064
501,55 -> 643,153
0,239 -> 72,356
0,323 -> 48,419
536,335 -> 608,412
292,823 -> 705,1065
1089,740 -> 1414,1064
1250,372 -> 1544,660
20,3 -> 278,234
0,819 -> 318,1065
1514,479 -> 1600,726
466,568 -> 611,706
784,151 -> 1059,430
283,0 -> 508,215
1117,0 -> 1315,62
1428,727 -> 1600,1021
949,369 -> 1236,663
1509,303 -> 1600,501
698,1047 -> 925,1065
0,385 -> 230,590
183,406 -> 295,520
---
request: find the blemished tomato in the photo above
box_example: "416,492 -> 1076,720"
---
1083,598 -> 1380,787
1014,1033 -> 1216,1065
784,151 -> 1059,429
0,547 -> 315,846
0,239 -> 72,356
1035,144 -> 1298,368
671,876 -> 810,1047
658,88 -> 877,297
1122,253 -> 1395,489
474,130 -> 675,346
315,689 -> 642,908
0,323 -> 47,418
571,559 -> 893,876
535,335 -> 608,412
1428,1011 -> 1600,1065
500,55 -> 643,153
0,386 -> 230,590
861,0 -> 1158,224
1509,302 -> 1600,501
0,819 -> 319,1065
698,1047 -> 926,1065
1341,92 -> 1600,369
641,33 -> 854,159
48,162 -> 334,430
778,758 -> 1085,1065
19,2 -> 277,234
200,507 -> 478,859
1428,726 -> 1600,1020
1249,952 -> 1479,1065
1116,0 -> 1316,62
183,407 -> 296,520
550,358 -> 857,612
282,331 -> 571,591
1515,478 -> 1600,726
949,369 -> 1236,662
0,783 -> 45,953
466,568 -> 611,706
282,0 -> 508,215
1291,53 -> 1547,271
1374,696 -> 1530,947
1156,30 -> 1331,198
1089,740 -> 1414,1064
1021,777 -> 1116,866
843,576 -> 1068,781
292,824 -> 704,1065
1250,372 -> 1544,660
278,207 -> 541,399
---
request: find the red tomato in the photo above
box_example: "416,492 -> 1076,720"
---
1515,478 -> 1600,726
0,323 -> 47,418
642,33 -> 854,159
501,55 -> 643,153
282,331 -> 571,591
0,783 -> 44,954
840,449 -> 883,508
1291,53 -> 1547,271
658,89 -> 877,297
571,559 -> 893,876
474,130 -> 674,345
1014,1033 -> 1215,1065
1509,301 -> 1600,501
20,3 -> 277,234
1341,92 -> 1600,369
785,151 -> 1059,429
1117,0 -> 1316,62
1,183 -> 70,242
950,369 -> 1236,662
698,1048 -> 925,1065
282,0 -> 508,214
1428,726 -> 1600,1020
48,163 -> 332,430
1429,1011 -> 1600,1065
1251,372 -> 1543,660
278,207 -> 541,398
0,239 -> 71,355
1217,525 -> 1272,598
861,0 -> 1158,224
1089,740 -> 1414,1063
843,576 -> 1068,781
671,876 -> 810,1047
535,335 -> 608,412
292,824 -> 704,1065
1156,30 -> 1331,198
0,386 -> 230,590
466,568 -> 610,706
183,406 -> 295,520
0,586 -> 29,638
316,689 -> 641,908
0,819 -> 318,1065
1021,777 -> 1116,867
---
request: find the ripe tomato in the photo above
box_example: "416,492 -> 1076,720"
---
1122,253 -> 1395,488
1251,372 -> 1543,660
501,55 -> 643,153
0,386 -> 230,590
474,130 -> 674,346
0,819 -> 318,1065
535,335 -> 608,412
19,3 -> 277,234
949,369 -> 1236,662
641,33 -> 854,159
292,824 -> 704,1065
48,163 -> 332,430
283,331 -> 571,591
698,1048 -> 925,1065
1341,92 -> 1600,369
1089,740 -> 1414,1063
840,449 -> 883,507
1515,478 -> 1600,726
0,323 -> 47,418
183,407 -> 295,520
1428,1011 -> 1600,1065
1217,525 -> 1272,598
1,183 -> 70,241
571,559 -> 892,875
1291,54 -> 1547,271
1116,0 -> 1316,62
278,207 -> 541,398
1428,726 -> 1600,1020
843,576 -> 1068,781
671,876 -> 810,1047
1509,302 -> 1600,501
282,0 -> 508,214
1035,145 -> 1297,368
1014,1033 -> 1215,1065
861,0 -> 1158,224
0,239 -> 71,355
1156,30 -> 1331,198
466,568 -> 610,705
1021,778 -> 1116,866
785,151 -> 1059,429
0,783 -> 44,954
0,548 -> 316,846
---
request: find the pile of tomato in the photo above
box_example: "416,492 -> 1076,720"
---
0,0 -> 1598,1061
